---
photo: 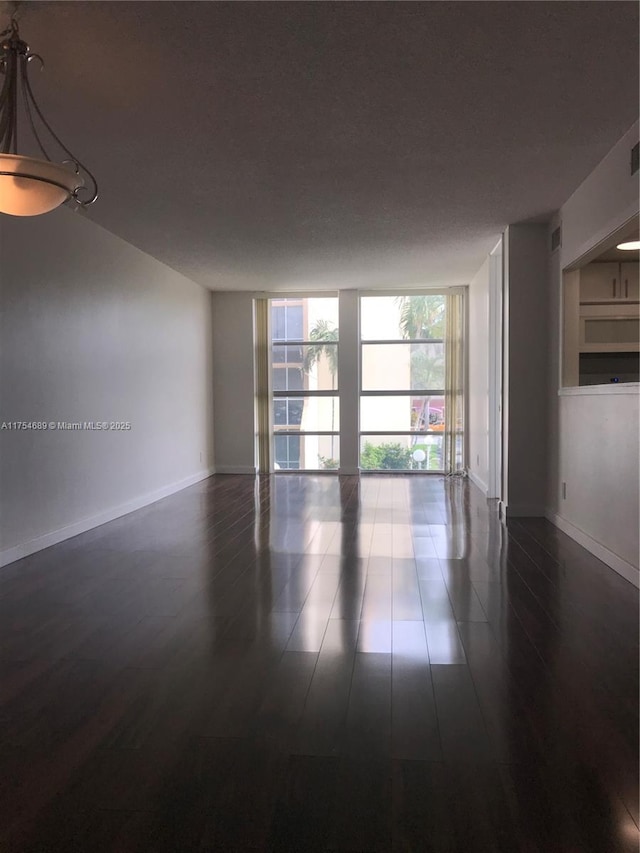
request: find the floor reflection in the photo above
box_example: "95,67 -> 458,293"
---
7,473 -> 632,851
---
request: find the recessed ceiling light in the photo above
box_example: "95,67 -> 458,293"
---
616,241 -> 640,251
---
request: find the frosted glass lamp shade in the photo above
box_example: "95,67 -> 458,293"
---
0,154 -> 84,216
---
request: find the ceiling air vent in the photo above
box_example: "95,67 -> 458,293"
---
632,142 -> 639,176
551,225 -> 562,252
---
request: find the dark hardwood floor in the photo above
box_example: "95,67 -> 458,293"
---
0,474 -> 638,852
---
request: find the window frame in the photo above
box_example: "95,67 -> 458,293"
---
359,292 -> 448,472
268,295 -> 340,473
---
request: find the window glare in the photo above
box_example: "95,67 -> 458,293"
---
361,294 -> 445,340
360,293 -> 447,471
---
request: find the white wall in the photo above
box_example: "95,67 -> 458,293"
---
0,208 -> 214,564
561,122 -> 640,269
555,388 -> 638,575
467,257 -> 490,494
547,119 -> 639,585
504,223 -> 549,516
211,292 -> 256,473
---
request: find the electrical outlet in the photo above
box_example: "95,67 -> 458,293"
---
476,454 -> 480,466
200,451 -> 203,463
562,482 -> 567,500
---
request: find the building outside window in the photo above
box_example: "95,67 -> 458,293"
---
266,292 -> 461,473
360,294 -> 446,471
270,297 -> 339,470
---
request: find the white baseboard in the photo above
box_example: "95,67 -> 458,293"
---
215,466 -> 257,475
505,504 -> 546,518
547,511 -> 639,589
0,467 -> 216,569
468,470 -> 488,496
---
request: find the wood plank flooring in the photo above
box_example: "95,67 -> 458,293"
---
0,474 -> 638,852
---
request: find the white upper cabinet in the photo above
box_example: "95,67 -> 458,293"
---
579,263 -> 619,302
579,262 -> 639,303
620,262 -> 639,301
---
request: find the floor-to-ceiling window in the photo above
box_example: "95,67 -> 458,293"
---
360,293 -> 448,471
270,296 -> 339,470
259,290 -> 464,473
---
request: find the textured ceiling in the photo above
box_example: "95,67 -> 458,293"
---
4,1 -> 639,290
593,220 -> 640,263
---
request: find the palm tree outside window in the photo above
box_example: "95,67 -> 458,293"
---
303,319 -> 339,462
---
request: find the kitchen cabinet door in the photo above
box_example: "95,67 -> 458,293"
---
579,263 -> 618,302
620,263 -> 639,301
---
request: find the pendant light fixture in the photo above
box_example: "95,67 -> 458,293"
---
0,15 -> 97,216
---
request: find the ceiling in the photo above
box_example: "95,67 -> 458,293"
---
592,221 -> 640,264
4,1 -> 639,291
